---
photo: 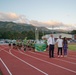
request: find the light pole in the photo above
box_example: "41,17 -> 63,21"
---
35,27 -> 39,41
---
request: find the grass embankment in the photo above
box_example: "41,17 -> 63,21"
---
68,43 -> 76,51
0,70 -> 3,75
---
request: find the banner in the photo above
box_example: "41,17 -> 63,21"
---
35,43 -> 46,52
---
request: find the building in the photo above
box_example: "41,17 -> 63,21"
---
42,33 -> 72,40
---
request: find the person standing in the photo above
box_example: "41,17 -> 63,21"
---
8,42 -> 12,49
56,35 -> 63,57
63,37 -> 68,57
47,34 -> 55,58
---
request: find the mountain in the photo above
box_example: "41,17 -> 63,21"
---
0,21 -> 68,33
0,21 -> 54,34
0,21 -> 72,39
0,21 -> 36,32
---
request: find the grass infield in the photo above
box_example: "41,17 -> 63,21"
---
68,43 -> 76,51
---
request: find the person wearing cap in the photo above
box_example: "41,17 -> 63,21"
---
56,35 -> 63,57
47,34 -> 55,58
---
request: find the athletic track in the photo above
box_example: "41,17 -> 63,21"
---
0,45 -> 76,75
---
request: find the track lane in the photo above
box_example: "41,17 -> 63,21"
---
42,51 -> 76,63
0,50 -> 48,75
29,51 -> 76,65
0,58 -> 10,75
25,51 -> 76,72
11,49 -> 76,75
0,45 -> 76,75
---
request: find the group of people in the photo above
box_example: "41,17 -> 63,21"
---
47,34 -> 68,58
9,40 -> 23,50
8,40 -> 35,51
8,35 -> 68,58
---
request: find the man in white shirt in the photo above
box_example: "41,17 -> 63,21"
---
56,35 -> 63,57
47,34 -> 55,58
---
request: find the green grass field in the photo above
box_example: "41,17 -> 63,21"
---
68,44 -> 76,51
0,70 -> 3,75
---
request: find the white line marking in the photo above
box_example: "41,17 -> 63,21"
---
17,50 -> 76,74
67,57 -> 76,60
70,55 -> 76,57
2,49 -> 48,75
1,46 -> 76,74
43,52 -> 76,60
4,46 -> 76,59
0,58 -> 12,75
29,51 -> 76,65
9,49 -> 12,54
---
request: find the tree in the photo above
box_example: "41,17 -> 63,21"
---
27,30 -> 35,39
71,30 -> 76,34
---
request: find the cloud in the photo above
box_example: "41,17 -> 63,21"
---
30,20 -> 76,31
0,12 -> 29,24
15,15 -> 29,24
0,12 -> 65,28
30,20 -> 66,28
0,12 -> 19,21
43,20 -> 64,27
0,12 -> 76,31
30,20 -> 46,27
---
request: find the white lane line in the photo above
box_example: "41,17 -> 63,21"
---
17,50 -> 76,74
2,49 -> 48,75
9,49 -> 12,54
1,46 -> 76,73
0,58 -> 12,75
43,52 -> 76,60
1,46 -> 76,61
11,54 -> 48,75
67,57 -> 76,60
70,55 -> 76,57
29,51 -> 76,65
4,46 -> 76,58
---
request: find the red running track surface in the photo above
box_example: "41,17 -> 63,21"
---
0,45 -> 76,75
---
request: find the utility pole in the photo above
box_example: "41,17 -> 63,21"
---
35,27 -> 39,41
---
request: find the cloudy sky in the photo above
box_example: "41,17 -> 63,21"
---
0,0 -> 76,31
